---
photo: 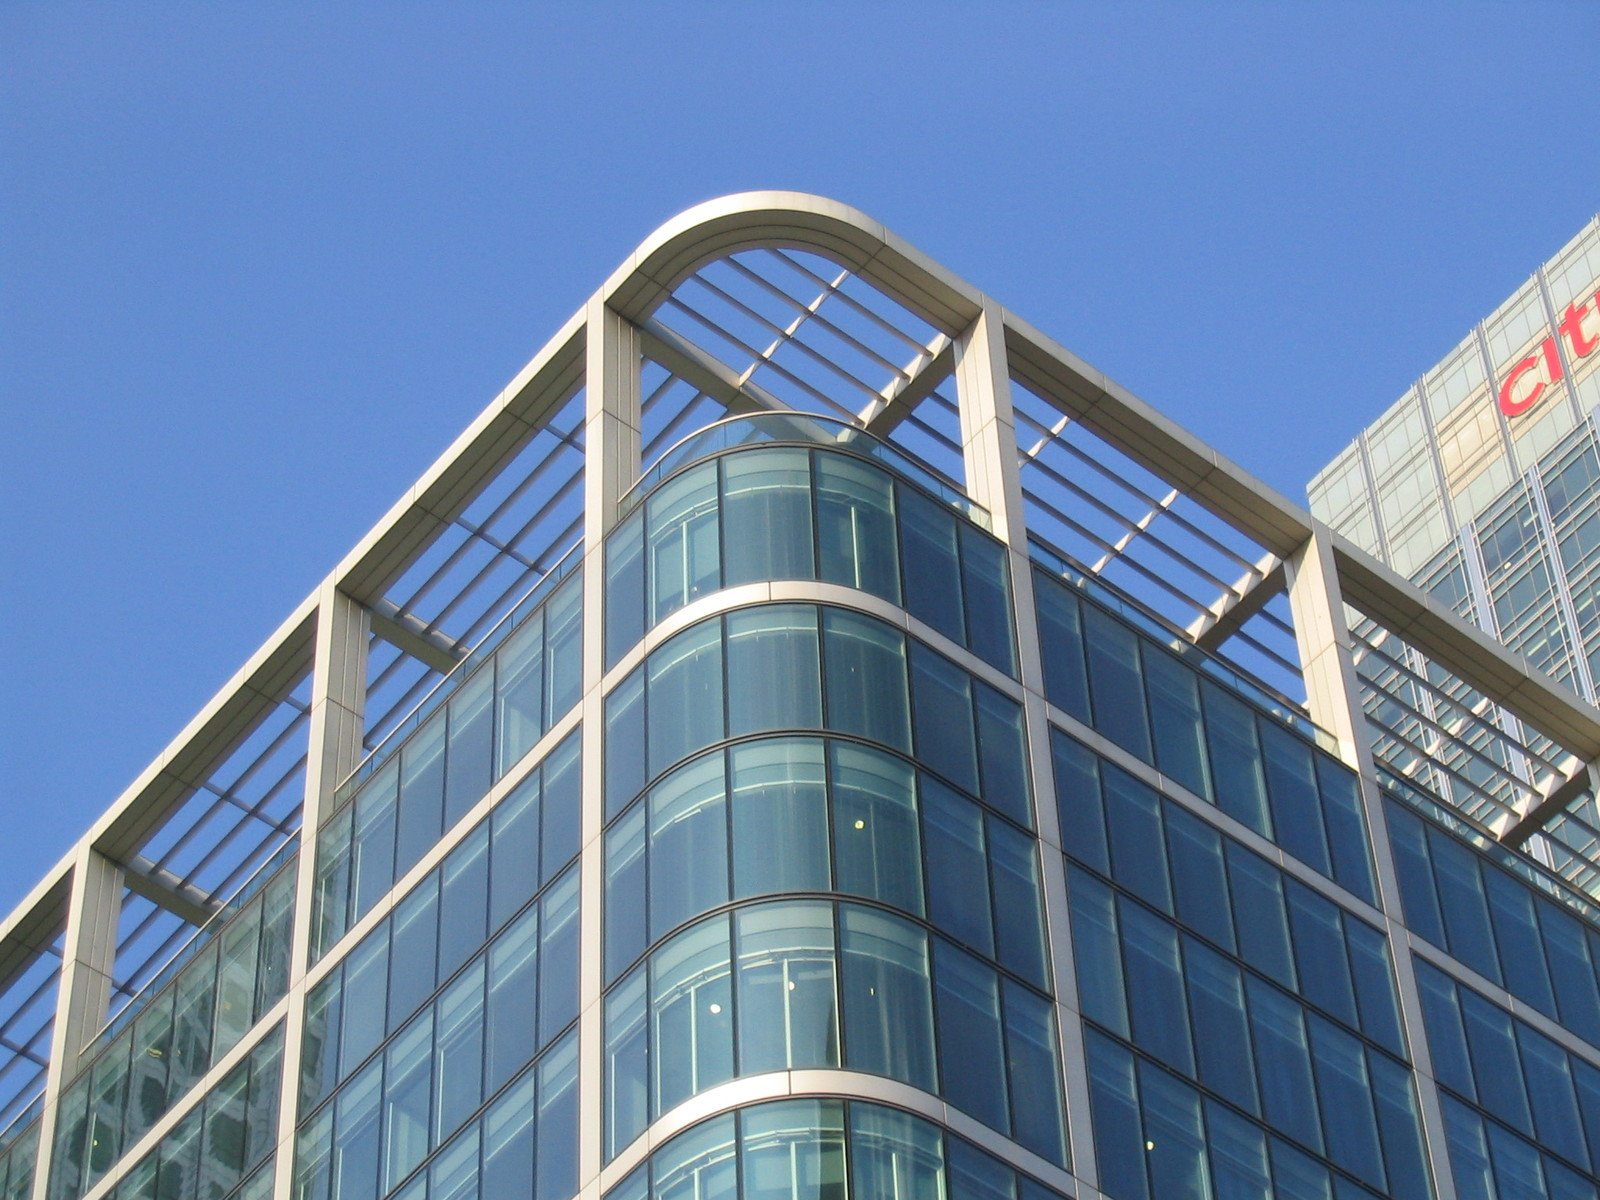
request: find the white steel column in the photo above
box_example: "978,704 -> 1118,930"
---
270,581 -> 369,1200
954,300 -> 1100,1190
578,298 -> 640,1196
31,848 -> 122,1200
1285,526 -> 1459,1200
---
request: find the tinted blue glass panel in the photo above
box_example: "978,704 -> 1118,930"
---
1052,731 -> 1108,873
899,486 -> 966,645
1103,764 -> 1171,911
1034,572 -> 1092,726
1081,605 -> 1152,762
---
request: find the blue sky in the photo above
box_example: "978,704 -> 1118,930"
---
2,2 -> 1597,913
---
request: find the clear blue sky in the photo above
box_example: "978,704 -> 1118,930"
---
3,3 -> 1597,914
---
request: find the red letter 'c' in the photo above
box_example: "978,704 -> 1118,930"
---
1499,353 -> 1545,417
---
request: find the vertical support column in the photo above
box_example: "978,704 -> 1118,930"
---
1284,527 -> 1459,1200
954,300 -> 1098,1189
578,298 -> 640,1195
31,847 -> 122,1200
270,582 -> 368,1200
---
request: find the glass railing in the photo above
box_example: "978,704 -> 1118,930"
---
620,412 -> 991,530
1381,767 -> 1600,925
336,538 -> 583,803
1029,539 -> 1338,755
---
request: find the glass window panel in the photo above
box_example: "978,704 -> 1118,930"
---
974,684 -> 1031,825
1306,1017 -> 1384,1189
1345,921 -> 1404,1057
899,485 -> 966,644
1004,979 -> 1067,1165
647,621 -> 725,780
535,1032 -> 579,1200
731,738 -> 830,899
1246,976 -> 1323,1153
1485,1120 -> 1547,1200
987,819 -> 1048,989
1517,1024 -> 1588,1171
1460,987 -> 1533,1133
1103,764 -> 1172,912
821,609 -> 911,753
933,941 -> 1009,1134
489,770 -> 540,933
814,453 -> 900,605
1366,1052 -> 1432,1200
607,509 -> 646,667
1226,843 -> 1295,987
735,903 -> 840,1074
169,942 -> 218,1100
294,1105 -> 334,1200
1482,867 -> 1556,1016
959,524 -> 1016,675
649,752 -> 730,939
1034,573 -> 1092,725
396,717 -> 448,875
652,917 -> 734,1115
947,1138 -> 1016,1200
606,805 -> 648,983
485,903 -> 538,1094
1201,682 -> 1271,837
496,615 -> 545,779
1427,828 -> 1502,986
723,448 -> 816,586
481,1072 -> 534,1199
1137,1060 -> 1211,1200
334,1059 -> 382,1200
922,778 -> 993,956
740,1097 -> 848,1200
254,873 -> 294,1021
909,642 -> 980,797
1207,1100 -> 1272,1200
439,825 -> 490,980
648,461 -> 721,621
545,573 -> 583,720
1120,900 -> 1195,1075
351,766 -> 399,926
383,1012 -> 434,1192
1144,647 -> 1211,802
538,867 -> 581,1039
246,1031 -> 282,1169
654,1111 -> 737,1200
848,1103 -> 943,1200
1313,757 -> 1375,904
156,1106 -> 202,1200
434,961 -> 486,1144
1066,867 -> 1129,1037
1285,882 -> 1358,1029
1083,1029 -> 1150,1200
606,965 -> 649,1160
1164,802 -> 1235,954
429,1125 -> 480,1200
1259,722 -> 1332,877
339,929 -> 389,1075
1385,805 -> 1445,946
726,605 -> 823,737
1270,1137 -> 1335,1200
1051,730 -> 1108,873
126,991 -> 174,1146
831,742 -> 923,917
86,1039 -> 131,1185
605,667 -> 646,821
1184,938 -> 1259,1113
200,1058 -> 250,1197
1081,605 -> 1153,762
541,729 -> 582,881
840,906 -> 936,1091
445,666 -> 495,829
1414,961 -> 1475,1099
313,811 -> 354,959
389,877 -> 440,1031
50,1074 -> 90,1199
1539,903 -> 1600,1042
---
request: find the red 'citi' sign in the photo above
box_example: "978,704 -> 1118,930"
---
1498,293 -> 1600,417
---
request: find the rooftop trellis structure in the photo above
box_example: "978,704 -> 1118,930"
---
8,193 -> 1600,1200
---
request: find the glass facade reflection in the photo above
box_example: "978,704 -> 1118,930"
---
20,200 -> 1600,1200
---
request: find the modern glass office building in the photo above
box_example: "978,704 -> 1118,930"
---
7,193 -> 1600,1200
1310,216 -> 1600,896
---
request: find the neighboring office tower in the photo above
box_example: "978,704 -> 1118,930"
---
1311,217 -> 1600,895
7,195 -> 1600,1200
